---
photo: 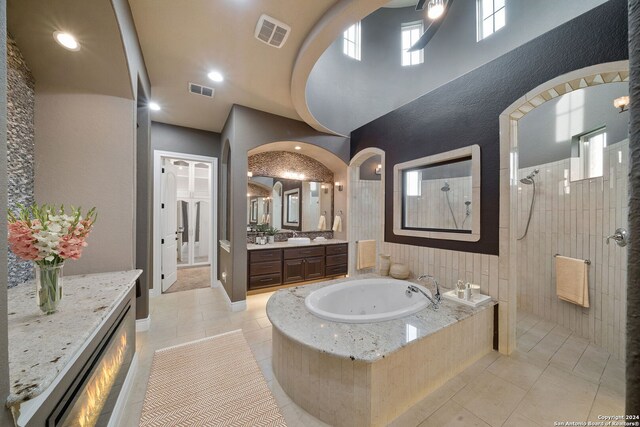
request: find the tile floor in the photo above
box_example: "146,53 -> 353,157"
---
121,287 -> 625,427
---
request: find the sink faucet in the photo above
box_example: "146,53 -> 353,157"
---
417,274 -> 441,303
406,285 -> 439,309
290,230 -> 298,237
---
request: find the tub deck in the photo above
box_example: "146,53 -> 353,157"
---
267,274 -> 498,427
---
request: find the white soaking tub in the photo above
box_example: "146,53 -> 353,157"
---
304,277 -> 432,323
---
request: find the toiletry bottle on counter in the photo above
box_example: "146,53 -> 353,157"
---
464,282 -> 472,301
456,280 -> 465,299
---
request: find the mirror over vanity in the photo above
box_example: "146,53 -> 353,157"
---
247,176 -> 334,232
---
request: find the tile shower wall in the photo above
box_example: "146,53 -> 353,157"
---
7,36 -> 35,287
516,141 -> 628,360
404,177 -> 473,230
348,168 -> 384,276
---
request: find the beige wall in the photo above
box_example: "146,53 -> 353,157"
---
34,92 -> 136,275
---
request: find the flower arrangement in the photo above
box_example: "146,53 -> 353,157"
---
8,204 -> 97,314
8,204 -> 97,264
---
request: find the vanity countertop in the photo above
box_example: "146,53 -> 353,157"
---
266,274 -> 497,362
6,270 -> 141,408
247,238 -> 348,251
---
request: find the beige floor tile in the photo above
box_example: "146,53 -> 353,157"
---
549,334 -> 589,371
118,400 -> 144,427
458,351 -> 501,384
389,376 -> 466,426
502,407 -> 541,426
527,329 -> 569,362
250,339 -> 273,361
486,355 -> 544,390
257,357 -> 275,382
600,357 -> 625,395
419,400 -> 491,427
453,370 -> 526,426
268,377 -> 294,408
587,385 -> 625,422
573,344 -> 610,383
257,315 -> 273,328
243,326 -> 273,344
516,365 -> 598,425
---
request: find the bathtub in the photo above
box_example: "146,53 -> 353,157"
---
304,277 -> 432,323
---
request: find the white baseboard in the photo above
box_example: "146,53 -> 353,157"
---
219,281 -> 246,312
107,353 -> 138,427
136,315 -> 151,332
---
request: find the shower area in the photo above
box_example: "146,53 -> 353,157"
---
514,80 -> 629,362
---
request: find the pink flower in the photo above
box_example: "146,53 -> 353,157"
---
58,234 -> 88,260
7,221 -> 41,261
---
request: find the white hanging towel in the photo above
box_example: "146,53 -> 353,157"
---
260,213 -> 267,224
332,215 -> 342,232
556,255 -> 589,307
317,215 -> 326,231
266,214 -> 271,224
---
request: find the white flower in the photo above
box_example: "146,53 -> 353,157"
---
48,223 -> 62,233
45,256 -> 55,262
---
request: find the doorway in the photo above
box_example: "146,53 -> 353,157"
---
153,151 -> 218,295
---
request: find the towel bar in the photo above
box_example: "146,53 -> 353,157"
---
553,254 -> 591,265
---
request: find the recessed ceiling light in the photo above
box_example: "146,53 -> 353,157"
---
208,70 -> 224,83
149,102 -> 161,111
427,0 -> 445,20
53,31 -> 80,51
294,146 -> 301,150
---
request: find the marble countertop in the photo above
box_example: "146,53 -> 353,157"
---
6,270 -> 141,408
247,239 -> 348,251
266,274 -> 497,362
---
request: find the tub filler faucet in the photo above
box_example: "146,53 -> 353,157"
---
417,274 -> 441,304
406,285 -> 439,310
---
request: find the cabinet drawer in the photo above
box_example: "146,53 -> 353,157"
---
326,244 -> 348,255
284,246 -> 325,259
250,249 -> 282,263
250,260 -> 281,276
249,273 -> 282,290
326,264 -> 348,277
326,254 -> 348,267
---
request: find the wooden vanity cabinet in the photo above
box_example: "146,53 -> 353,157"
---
248,243 -> 348,290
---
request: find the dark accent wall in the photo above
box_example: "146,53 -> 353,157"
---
627,0 -> 640,413
7,34 -> 34,287
350,0 -> 628,255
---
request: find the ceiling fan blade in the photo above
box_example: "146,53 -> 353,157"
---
415,0 -> 427,11
408,0 -> 454,52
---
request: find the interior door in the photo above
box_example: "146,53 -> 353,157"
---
161,161 -> 178,292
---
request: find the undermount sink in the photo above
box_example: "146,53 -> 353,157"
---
287,237 -> 311,245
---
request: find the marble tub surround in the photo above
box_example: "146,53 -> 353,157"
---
6,270 -> 141,407
269,274 -> 496,426
247,238 -> 346,251
267,274 -> 496,362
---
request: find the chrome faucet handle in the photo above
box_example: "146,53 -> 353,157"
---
605,227 -> 628,247
417,274 -> 441,302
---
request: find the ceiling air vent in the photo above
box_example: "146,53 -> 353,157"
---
254,14 -> 291,48
188,82 -> 214,98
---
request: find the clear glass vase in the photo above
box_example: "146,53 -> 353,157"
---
35,263 -> 64,315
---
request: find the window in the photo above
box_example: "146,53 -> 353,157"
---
478,0 -> 505,40
405,170 -> 422,197
401,21 -> 424,66
571,127 -> 607,181
343,22 -> 361,60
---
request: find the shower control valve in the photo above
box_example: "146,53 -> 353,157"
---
605,227 -> 628,247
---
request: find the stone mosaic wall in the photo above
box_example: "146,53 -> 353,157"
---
7,35 -> 35,287
248,151 -> 334,183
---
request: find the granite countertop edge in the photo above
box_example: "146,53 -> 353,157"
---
247,239 -> 348,251
6,269 -> 142,408
266,274 -> 497,363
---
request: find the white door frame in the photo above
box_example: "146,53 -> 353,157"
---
152,150 -> 218,297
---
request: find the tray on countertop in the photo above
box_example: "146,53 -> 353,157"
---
442,289 -> 493,308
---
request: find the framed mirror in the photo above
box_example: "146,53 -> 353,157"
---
249,199 -> 259,224
393,145 -> 481,242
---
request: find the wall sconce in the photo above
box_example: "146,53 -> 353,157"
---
247,171 -> 253,177
614,96 -> 629,113
335,182 -> 343,192
375,164 -> 382,175
321,184 -> 329,194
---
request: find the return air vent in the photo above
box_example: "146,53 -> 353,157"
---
188,82 -> 215,98
254,14 -> 291,48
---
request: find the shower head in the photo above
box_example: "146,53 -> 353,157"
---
441,182 -> 450,192
465,201 -> 471,206
519,169 -> 539,185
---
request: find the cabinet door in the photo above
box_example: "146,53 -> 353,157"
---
283,259 -> 305,284
305,256 -> 325,280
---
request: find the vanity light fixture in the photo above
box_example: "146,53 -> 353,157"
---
427,0 -> 445,20
321,184 -> 329,194
149,102 -> 161,111
375,164 -> 382,175
207,70 -> 224,83
247,171 -> 253,177
53,31 -> 80,51
294,146 -> 302,150
613,96 -> 629,113
335,182 -> 343,192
